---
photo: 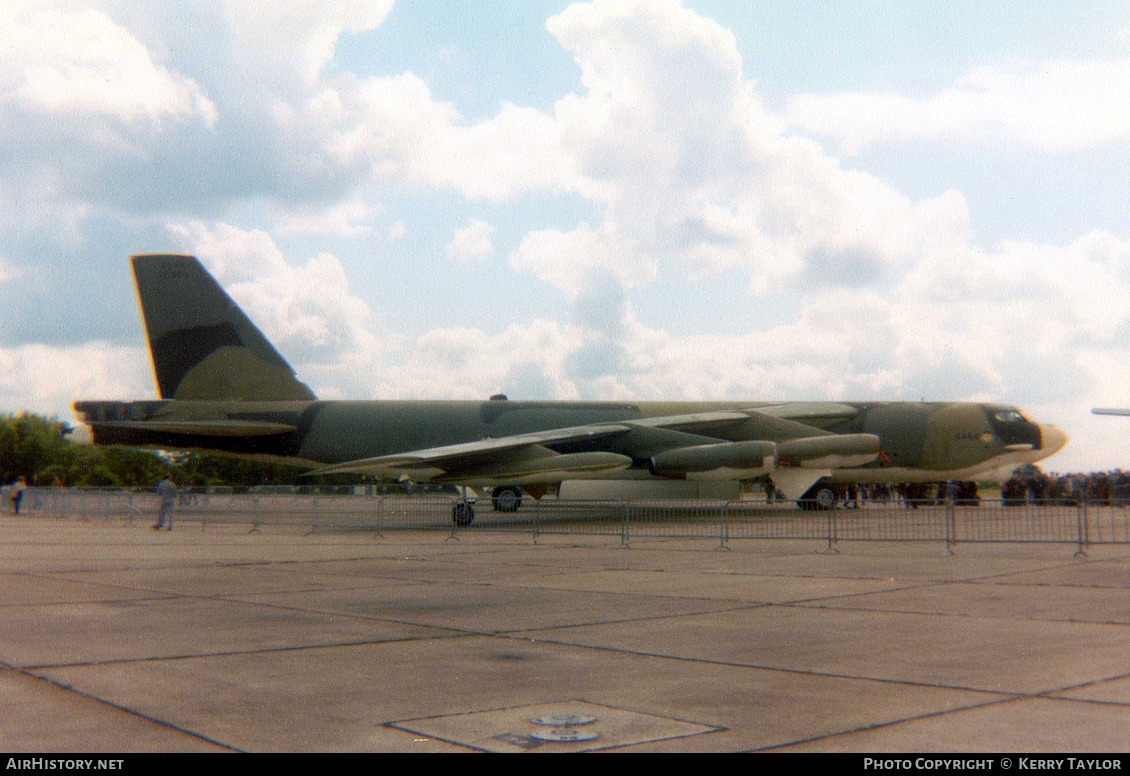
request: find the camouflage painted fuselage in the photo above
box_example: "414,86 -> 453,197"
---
73,255 -> 1068,501
74,396 -> 1058,485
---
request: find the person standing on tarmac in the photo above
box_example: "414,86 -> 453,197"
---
154,473 -> 176,531
9,477 -> 26,515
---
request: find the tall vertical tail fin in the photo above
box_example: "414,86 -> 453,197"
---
132,254 -> 316,401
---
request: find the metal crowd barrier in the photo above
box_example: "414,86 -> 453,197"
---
13,487 -> 1130,554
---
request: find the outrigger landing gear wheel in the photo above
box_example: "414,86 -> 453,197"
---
452,501 -> 475,527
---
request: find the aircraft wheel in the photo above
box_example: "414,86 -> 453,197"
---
800,483 -> 838,510
452,502 -> 475,527
817,486 -> 837,509
491,486 -> 522,513
813,485 -> 837,510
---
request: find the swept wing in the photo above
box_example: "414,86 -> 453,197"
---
308,423 -> 635,485
307,407 -> 882,491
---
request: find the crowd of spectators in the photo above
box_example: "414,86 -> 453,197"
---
775,468 -> 1130,508
1004,468 -> 1130,506
856,481 -> 982,508
858,469 -> 1130,507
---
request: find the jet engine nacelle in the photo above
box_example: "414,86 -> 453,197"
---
776,433 -> 880,468
650,440 -> 777,481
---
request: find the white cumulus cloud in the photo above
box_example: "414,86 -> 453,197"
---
167,222 -> 382,391
446,219 -> 497,264
786,59 -> 1130,154
0,4 -> 216,127
0,342 -> 154,420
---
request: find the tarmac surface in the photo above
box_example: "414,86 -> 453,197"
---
1,514 -> 1128,752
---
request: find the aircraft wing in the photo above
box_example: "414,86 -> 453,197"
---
307,405 -> 881,490
307,423 -> 636,485
626,410 -> 753,427
1092,408 -> 1130,416
753,402 -> 861,423
309,413 -> 754,479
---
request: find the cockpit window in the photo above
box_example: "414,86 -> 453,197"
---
993,410 -> 1027,423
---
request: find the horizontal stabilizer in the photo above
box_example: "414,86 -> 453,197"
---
88,419 -> 298,438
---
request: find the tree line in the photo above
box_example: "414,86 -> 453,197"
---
0,412 -> 337,489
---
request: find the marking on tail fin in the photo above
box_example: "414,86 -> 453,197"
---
131,254 -> 316,401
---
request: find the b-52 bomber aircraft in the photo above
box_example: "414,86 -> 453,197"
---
74,255 -> 1067,524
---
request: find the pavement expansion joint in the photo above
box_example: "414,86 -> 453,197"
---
517,635 -> 1028,699
753,695 -> 1030,752
6,665 -> 243,752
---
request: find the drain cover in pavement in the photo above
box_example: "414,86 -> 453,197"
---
386,700 -> 723,752
530,728 -> 600,743
531,713 -> 597,727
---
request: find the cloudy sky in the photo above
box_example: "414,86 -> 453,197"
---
3,0 -> 1130,473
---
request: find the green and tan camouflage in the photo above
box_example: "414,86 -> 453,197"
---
74,255 -> 1068,520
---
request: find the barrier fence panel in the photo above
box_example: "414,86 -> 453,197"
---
822,503 -> 950,543
375,496 -> 460,531
304,493 -> 381,533
955,500 -> 1081,544
625,500 -> 727,540
521,498 -> 628,539
187,491 -> 255,527
14,488 -> 1130,548
1082,503 -> 1130,544
722,501 -> 836,541
20,488 -> 155,522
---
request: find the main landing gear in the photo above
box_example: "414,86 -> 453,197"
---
491,486 -> 522,513
799,482 -> 839,511
452,485 -> 526,526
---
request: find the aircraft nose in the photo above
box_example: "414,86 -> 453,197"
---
1039,424 -> 1068,455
